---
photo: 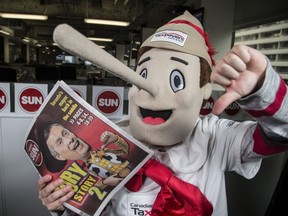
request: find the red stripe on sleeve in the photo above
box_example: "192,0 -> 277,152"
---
253,126 -> 288,155
246,78 -> 287,117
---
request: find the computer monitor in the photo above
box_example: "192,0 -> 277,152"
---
59,65 -> 77,80
35,66 -> 59,81
0,67 -> 17,82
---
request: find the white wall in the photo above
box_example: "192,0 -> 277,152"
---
202,0 -> 235,61
0,115 -> 51,216
202,0 -> 235,91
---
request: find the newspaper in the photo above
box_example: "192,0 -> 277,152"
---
24,81 -> 154,216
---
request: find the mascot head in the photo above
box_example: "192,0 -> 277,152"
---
53,10 -> 215,149
128,11 -> 215,148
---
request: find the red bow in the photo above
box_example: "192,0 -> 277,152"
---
125,159 -> 213,216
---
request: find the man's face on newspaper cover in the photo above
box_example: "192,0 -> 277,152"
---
46,124 -> 90,161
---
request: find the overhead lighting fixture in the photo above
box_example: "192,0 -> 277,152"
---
0,26 -> 14,36
0,13 -> 48,20
22,37 -> 30,43
87,37 -> 113,42
84,18 -> 129,27
0,29 -> 10,35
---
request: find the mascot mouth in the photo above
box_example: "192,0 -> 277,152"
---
140,107 -> 172,125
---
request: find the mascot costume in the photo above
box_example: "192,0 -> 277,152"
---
39,11 -> 288,216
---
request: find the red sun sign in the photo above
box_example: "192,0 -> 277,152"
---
72,88 -> 83,98
96,90 -> 121,115
224,102 -> 240,116
200,96 -> 214,115
0,87 -> 7,111
18,87 -> 44,113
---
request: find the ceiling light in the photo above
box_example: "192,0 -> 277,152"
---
22,37 -> 31,43
0,13 -> 48,20
0,26 -> 14,36
0,30 -> 10,35
87,37 -> 113,42
84,18 -> 129,27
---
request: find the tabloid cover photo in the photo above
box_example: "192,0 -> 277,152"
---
24,81 -> 153,216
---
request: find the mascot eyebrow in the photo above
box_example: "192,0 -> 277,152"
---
171,57 -> 188,65
138,57 -> 151,66
138,56 -> 188,67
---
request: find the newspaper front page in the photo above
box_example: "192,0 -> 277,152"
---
24,81 -> 153,216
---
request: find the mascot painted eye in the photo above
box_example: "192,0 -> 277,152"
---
139,68 -> 148,79
170,69 -> 185,92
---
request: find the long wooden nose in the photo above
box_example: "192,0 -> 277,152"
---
53,24 -> 157,96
